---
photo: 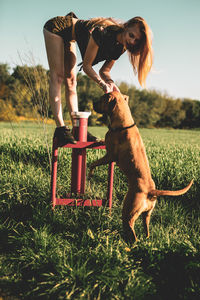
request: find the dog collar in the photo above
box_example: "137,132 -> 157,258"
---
108,122 -> 136,132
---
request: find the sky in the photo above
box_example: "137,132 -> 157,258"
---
0,0 -> 200,100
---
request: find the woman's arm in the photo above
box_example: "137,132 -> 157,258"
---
82,36 -> 112,93
99,60 -> 120,92
99,60 -> 115,82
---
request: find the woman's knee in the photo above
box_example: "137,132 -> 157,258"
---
65,75 -> 77,92
50,72 -> 65,85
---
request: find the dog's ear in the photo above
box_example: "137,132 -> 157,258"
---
122,94 -> 129,102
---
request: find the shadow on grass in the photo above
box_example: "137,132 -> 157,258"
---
0,144 -> 50,170
128,246 -> 200,300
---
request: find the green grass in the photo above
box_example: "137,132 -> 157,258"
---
0,121 -> 200,300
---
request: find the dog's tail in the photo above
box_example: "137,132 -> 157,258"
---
148,180 -> 193,198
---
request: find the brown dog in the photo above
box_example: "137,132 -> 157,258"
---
89,91 -> 193,242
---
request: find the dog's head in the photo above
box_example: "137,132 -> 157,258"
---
93,91 -> 129,115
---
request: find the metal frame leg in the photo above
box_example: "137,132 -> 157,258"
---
51,139 -> 58,208
107,162 -> 115,209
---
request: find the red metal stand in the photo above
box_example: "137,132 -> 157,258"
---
51,112 -> 115,209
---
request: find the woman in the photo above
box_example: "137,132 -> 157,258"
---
43,12 -> 153,145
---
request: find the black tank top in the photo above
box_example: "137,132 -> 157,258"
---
75,20 -> 125,68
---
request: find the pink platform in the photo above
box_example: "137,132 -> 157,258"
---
50,112 -> 115,209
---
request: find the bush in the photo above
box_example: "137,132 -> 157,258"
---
0,99 -> 17,122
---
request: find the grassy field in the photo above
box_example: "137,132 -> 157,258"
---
0,121 -> 200,300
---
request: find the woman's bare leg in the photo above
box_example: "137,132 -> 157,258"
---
43,28 -> 66,127
43,28 -> 98,142
64,41 -> 78,120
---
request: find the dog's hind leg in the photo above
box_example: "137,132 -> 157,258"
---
123,209 -> 143,243
142,210 -> 153,239
122,192 -> 145,243
122,218 -> 137,243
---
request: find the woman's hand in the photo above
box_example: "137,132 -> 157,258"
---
98,80 -> 112,93
107,81 -> 120,92
99,79 -> 120,93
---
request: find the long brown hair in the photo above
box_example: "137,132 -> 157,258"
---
87,16 -> 153,87
124,17 -> 153,87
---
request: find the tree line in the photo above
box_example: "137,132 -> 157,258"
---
0,63 -> 199,128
